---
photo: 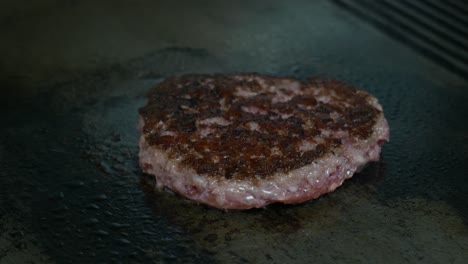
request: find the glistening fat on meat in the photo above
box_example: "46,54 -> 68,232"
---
138,74 -> 389,209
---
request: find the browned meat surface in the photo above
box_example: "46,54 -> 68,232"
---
139,74 -> 389,209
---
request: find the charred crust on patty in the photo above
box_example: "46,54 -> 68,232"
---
139,73 -> 383,182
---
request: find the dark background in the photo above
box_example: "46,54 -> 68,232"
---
1,1 -> 467,263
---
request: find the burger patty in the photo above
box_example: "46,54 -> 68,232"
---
138,73 -> 389,209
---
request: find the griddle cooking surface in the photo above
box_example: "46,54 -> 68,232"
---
1,1 -> 467,263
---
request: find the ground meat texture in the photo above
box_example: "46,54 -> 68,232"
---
138,73 -> 390,209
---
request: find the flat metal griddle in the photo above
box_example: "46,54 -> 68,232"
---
1,1 -> 467,263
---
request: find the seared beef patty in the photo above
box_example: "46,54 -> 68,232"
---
138,74 -> 389,209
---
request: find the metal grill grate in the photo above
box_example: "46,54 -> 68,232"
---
333,0 -> 468,80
